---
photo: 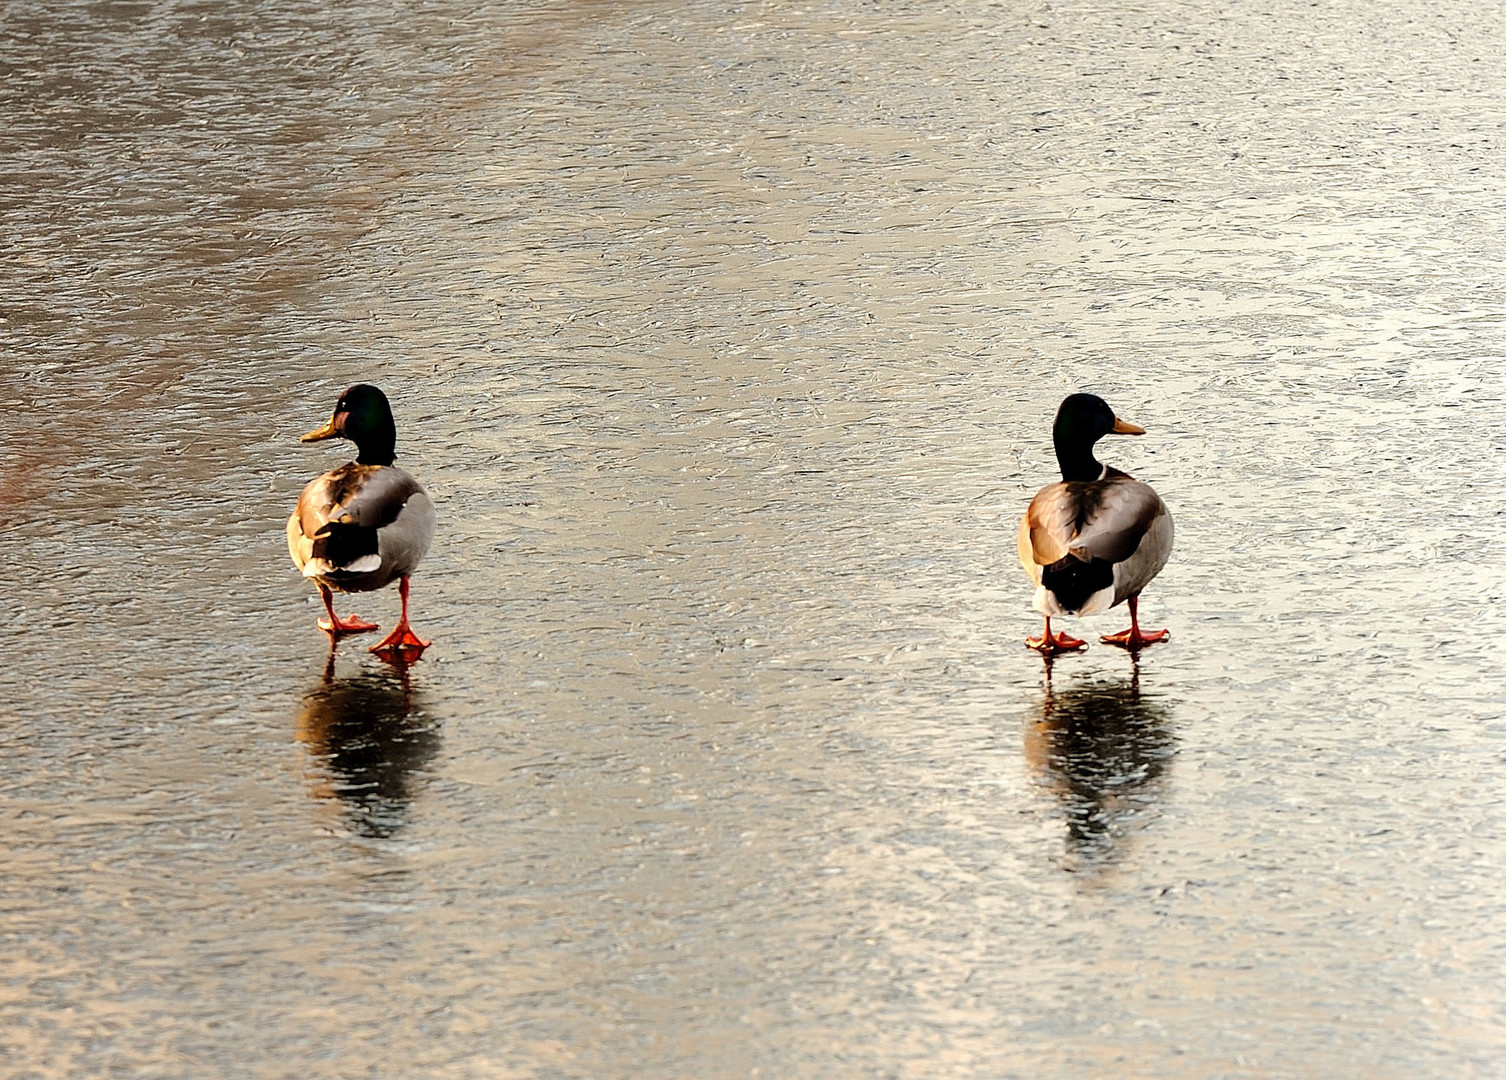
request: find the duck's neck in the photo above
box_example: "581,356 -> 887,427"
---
355,437 -> 395,468
1053,435 -> 1103,482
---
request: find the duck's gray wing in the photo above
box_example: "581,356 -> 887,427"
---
1019,482 -> 1077,575
291,465 -> 428,578
1019,477 -> 1171,601
1065,477 -> 1166,565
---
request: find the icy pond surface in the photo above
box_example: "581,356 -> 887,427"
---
4,0 -> 1506,1075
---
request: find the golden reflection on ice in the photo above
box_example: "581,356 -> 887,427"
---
7,0 -> 1506,1074
296,665 -> 440,839
1024,657 -> 1175,871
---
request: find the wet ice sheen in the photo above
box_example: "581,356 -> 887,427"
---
4,0 -> 1506,1076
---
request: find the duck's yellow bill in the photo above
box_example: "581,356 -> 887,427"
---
1111,417 -> 1145,435
300,417 -> 340,442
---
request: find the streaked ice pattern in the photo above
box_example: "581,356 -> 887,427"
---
3,1 -> 1505,1076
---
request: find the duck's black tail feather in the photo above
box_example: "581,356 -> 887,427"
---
1041,555 -> 1113,613
311,521 -> 380,571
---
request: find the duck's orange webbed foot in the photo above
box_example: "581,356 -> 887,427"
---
1026,617 -> 1087,655
370,619 -> 430,663
1027,630 -> 1087,654
369,576 -> 429,663
1099,626 -> 1169,650
318,613 -> 379,637
317,585 -> 378,638
1098,595 -> 1168,651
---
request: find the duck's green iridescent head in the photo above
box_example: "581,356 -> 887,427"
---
301,384 -> 397,467
1052,393 -> 1143,481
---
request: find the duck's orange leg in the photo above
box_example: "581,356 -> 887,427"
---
317,584 -> 379,638
1026,616 -> 1086,655
1100,595 -> 1169,650
371,575 -> 430,663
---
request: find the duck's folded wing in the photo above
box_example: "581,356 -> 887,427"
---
1022,483 -> 1078,566
303,466 -> 423,531
293,466 -> 427,577
1067,479 -> 1165,564
1023,478 -> 1164,566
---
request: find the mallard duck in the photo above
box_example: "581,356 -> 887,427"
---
1017,393 -> 1173,654
287,384 -> 436,661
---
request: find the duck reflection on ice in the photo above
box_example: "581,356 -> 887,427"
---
296,665 -> 440,839
1024,657 -> 1174,867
